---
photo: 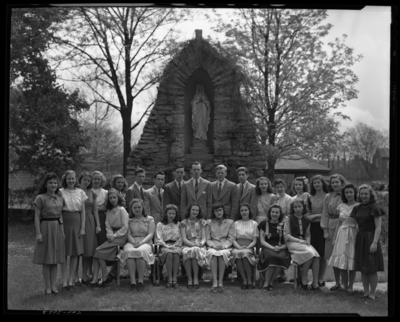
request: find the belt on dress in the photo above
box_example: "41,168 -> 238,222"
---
40,217 -> 61,224
328,213 -> 339,219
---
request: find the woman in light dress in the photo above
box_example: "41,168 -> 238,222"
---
180,203 -> 207,289
328,183 -> 359,292
206,202 -> 235,293
284,198 -> 320,291
156,204 -> 182,289
91,170 -> 108,247
32,173 -> 65,296
118,198 -> 155,291
59,170 -> 87,291
273,179 -> 292,217
252,177 -> 277,224
230,203 -> 259,290
321,174 -> 346,291
90,189 -> 128,287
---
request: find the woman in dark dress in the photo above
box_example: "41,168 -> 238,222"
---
350,184 -> 385,300
258,205 -> 291,291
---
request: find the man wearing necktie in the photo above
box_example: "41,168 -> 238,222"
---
180,162 -> 212,220
211,165 -> 239,219
163,164 -> 186,219
126,168 -> 150,215
144,171 -> 165,226
236,167 -> 256,216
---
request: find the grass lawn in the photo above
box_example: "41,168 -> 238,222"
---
7,221 -> 388,315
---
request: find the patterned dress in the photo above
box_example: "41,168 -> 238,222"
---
205,218 -> 235,267
230,220 -> 259,266
181,219 -> 208,267
156,222 -> 182,265
32,194 -> 65,265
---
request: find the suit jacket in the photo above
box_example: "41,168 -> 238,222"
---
144,186 -> 164,226
236,181 -> 256,216
126,183 -> 147,212
163,180 -> 185,211
180,177 -> 212,221
211,179 -> 239,219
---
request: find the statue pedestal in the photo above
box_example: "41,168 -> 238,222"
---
190,139 -> 211,154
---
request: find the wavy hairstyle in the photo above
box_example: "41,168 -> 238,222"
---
37,172 -> 60,195
309,174 -> 329,196
106,188 -> 125,210
129,198 -> 147,218
289,198 -> 308,216
111,174 -> 128,193
236,203 -> 254,221
291,176 -> 309,195
267,204 -> 285,223
161,204 -> 179,224
328,174 -> 346,192
61,170 -> 77,189
78,171 -> 93,189
91,170 -> 106,188
341,183 -> 359,203
255,176 -> 273,195
185,203 -> 203,219
211,202 -> 227,219
358,184 -> 377,204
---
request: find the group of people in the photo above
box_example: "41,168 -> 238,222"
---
32,163 -> 385,300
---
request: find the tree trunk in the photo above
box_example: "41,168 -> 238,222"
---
265,159 -> 275,182
121,109 -> 132,177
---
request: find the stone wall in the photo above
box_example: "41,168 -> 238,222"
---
128,31 -> 265,187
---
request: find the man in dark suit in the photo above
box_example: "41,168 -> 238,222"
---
236,167 -> 256,215
180,162 -> 212,220
163,164 -> 185,218
126,168 -> 147,213
211,165 -> 239,219
144,171 -> 165,226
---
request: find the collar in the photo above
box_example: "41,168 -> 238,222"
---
134,181 -> 142,189
175,180 -> 183,187
193,177 -> 201,186
154,186 -> 163,192
239,181 -> 247,188
217,179 -> 226,188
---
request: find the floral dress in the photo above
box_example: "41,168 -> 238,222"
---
181,219 -> 208,268
156,222 -> 182,266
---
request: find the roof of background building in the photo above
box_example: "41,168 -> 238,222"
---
266,157 -> 331,171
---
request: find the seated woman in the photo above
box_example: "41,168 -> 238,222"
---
283,198 -> 320,291
205,202 -> 235,293
156,204 -> 182,289
230,203 -> 259,290
118,198 -> 155,291
258,205 -> 291,291
91,189 -> 128,287
180,203 -> 207,289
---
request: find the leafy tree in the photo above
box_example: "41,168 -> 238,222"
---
50,7 -> 190,176
212,9 -> 362,179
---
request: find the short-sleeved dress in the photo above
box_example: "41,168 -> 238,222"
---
180,219 -> 207,267
284,215 -> 320,265
328,203 -> 358,270
92,188 -> 108,246
118,216 -> 155,268
350,203 -> 385,274
32,194 -> 65,265
308,193 -> 327,258
277,193 -> 293,217
82,190 -> 98,257
230,220 -> 259,266
255,194 -> 276,224
93,206 -> 128,262
205,218 -> 235,267
156,222 -> 182,265
60,188 -> 88,256
258,221 -> 291,272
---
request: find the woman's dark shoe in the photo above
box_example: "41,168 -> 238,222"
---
81,280 -> 91,286
211,286 -> 218,293
194,283 -> 199,289
51,289 -> 59,295
241,283 -> 248,290
130,283 -> 136,291
187,283 -> 193,289
277,276 -> 287,283
310,285 -> 320,291
217,286 -> 224,293
318,281 -> 326,287
75,280 -> 82,287
268,284 -> 274,291
248,284 -> 255,290
62,285 -> 70,291
330,284 -> 341,291
300,280 -> 309,291
137,282 -> 144,291
89,281 -> 99,288
103,274 -> 114,285
166,282 -> 172,289
172,282 -> 179,289
262,285 -> 269,291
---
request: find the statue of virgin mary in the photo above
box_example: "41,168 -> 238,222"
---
191,84 -> 210,140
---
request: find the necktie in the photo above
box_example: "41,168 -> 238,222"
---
195,179 -> 199,196
158,189 -> 162,203
140,187 -> 144,200
178,182 -> 181,192
240,184 -> 244,198
218,182 -> 222,198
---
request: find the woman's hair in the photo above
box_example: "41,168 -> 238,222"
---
290,176 -> 309,195
106,188 -> 125,210
37,172 -> 60,195
267,204 -> 285,223
255,176 -> 273,195
328,174 -> 346,192
111,174 -> 128,193
61,170 -> 77,189
128,198 -> 147,218
236,203 -> 254,221
91,170 -> 106,187
274,178 -> 287,188
161,204 -> 179,224
358,184 -> 377,204
341,183 -> 359,203
211,202 -> 227,219
78,171 -> 93,189
185,203 -> 203,219
289,198 -> 308,215
309,174 -> 329,196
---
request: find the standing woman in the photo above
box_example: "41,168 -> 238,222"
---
91,170 -> 108,247
91,189 -> 128,287
252,177 -> 277,224
350,184 -> 385,300
111,174 -> 128,209
180,203 -> 207,289
230,203 -> 259,290
118,199 -> 155,291
156,204 -> 182,288
206,202 -> 235,293
328,183 -> 359,292
59,170 -> 87,291
290,177 -> 310,208
321,174 -> 346,291
306,174 -> 329,287
32,173 -> 65,295
77,172 -> 101,285
274,179 -> 292,217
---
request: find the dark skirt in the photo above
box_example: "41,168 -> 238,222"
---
258,247 -> 291,272
96,210 -> 107,246
354,231 -> 384,274
63,211 -> 83,256
82,212 -> 98,257
33,220 -> 65,265
94,227 -> 127,262
310,221 -> 325,258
